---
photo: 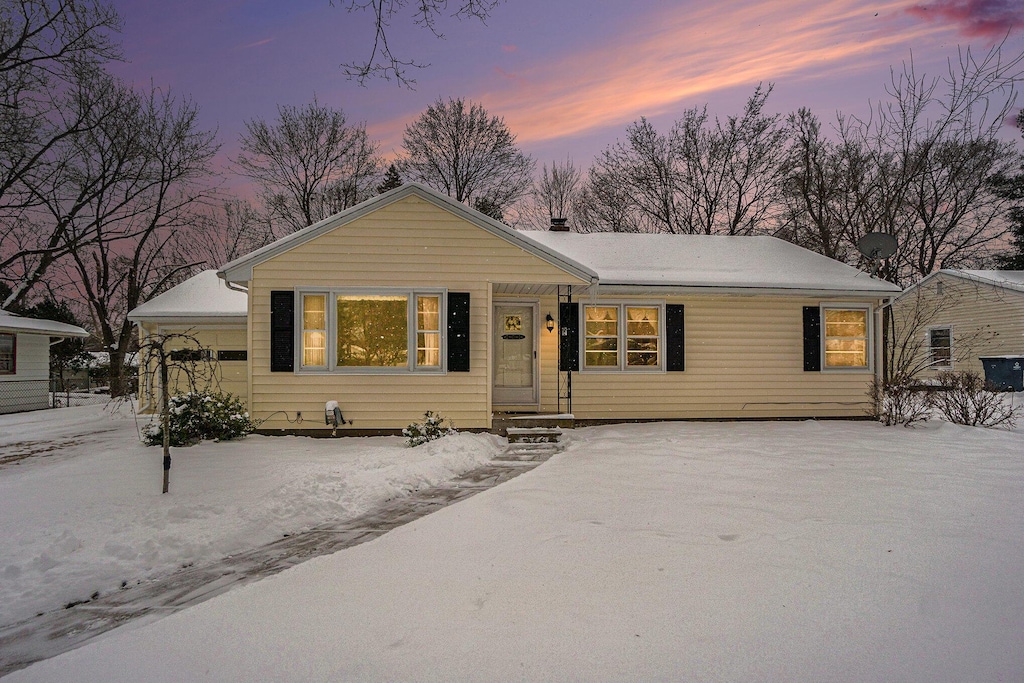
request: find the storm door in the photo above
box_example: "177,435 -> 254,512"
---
493,303 -> 538,406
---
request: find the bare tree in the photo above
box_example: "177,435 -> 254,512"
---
56,82 -> 218,395
236,97 -> 381,235
837,44 -> 1023,285
399,97 -> 534,217
333,0 -> 502,86
523,157 -> 582,229
190,198 -> 276,268
0,0 -> 123,308
588,85 -> 787,235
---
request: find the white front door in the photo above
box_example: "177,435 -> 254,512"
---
493,304 -> 537,405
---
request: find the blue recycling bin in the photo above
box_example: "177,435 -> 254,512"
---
979,356 -> 1024,392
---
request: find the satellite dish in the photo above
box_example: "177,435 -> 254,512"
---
857,232 -> 897,260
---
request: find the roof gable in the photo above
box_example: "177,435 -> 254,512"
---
218,183 -> 596,284
899,270 -> 1024,301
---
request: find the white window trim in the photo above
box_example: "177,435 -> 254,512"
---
927,325 -> 953,370
294,287 -> 447,374
579,301 -> 666,373
820,303 -> 873,372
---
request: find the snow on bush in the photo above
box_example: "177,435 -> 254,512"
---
930,371 -> 1019,428
143,391 -> 258,447
870,374 -> 931,427
403,411 -> 457,447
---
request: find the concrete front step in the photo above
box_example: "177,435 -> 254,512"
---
494,441 -> 562,461
506,426 -> 562,444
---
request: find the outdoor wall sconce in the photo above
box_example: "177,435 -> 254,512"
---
545,313 -> 555,333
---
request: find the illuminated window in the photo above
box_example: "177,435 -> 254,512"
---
298,290 -> 445,372
823,308 -> 869,369
584,304 -> 661,370
336,295 -> 409,367
929,327 -> 952,369
302,294 -> 327,367
416,295 -> 441,368
0,333 -> 14,374
584,306 -> 619,368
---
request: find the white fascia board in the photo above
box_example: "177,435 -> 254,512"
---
592,284 -> 900,298
127,314 -> 247,324
217,183 -> 597,285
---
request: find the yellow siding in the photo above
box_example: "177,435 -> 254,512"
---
137,323 -> 248,412
250,195 -> 586,430
894,273 -> 1024,379
526,294 -> 882,420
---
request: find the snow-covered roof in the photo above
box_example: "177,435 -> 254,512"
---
522,232 -> 901,295
950,270 -> 1024,293
127,270 -> 248,322
0,309 -> 89,337
899,269 -> 1024,299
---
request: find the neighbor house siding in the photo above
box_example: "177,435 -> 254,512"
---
894,273 -> 1024,379
249,195 -> 586,430
0,334 -> 50,414
540,295 -> 883,420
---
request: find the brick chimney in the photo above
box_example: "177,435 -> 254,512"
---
549,217 -> 569,232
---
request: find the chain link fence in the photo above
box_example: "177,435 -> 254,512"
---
1,379 -> 121,414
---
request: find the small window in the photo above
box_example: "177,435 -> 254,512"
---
583,304 -> 662,370
217,350 -> 248,362
929,327 -> 952,369
302,294 -> 327,368
416,295 -> 441,368
584,306 -> 619,368
169,349 -> 211,362
0,333 -> 14,374
823,308 -> 869,369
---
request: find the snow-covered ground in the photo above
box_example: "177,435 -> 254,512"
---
6,413 -> 1024,682
0,404 -> 503,628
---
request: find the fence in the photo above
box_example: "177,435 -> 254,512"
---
0,379 -> 50,414
0,379 -> 119,414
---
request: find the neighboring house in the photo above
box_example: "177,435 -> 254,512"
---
127,270 -> 249,412
0,309 -> 89,414
130,183 -> 900,432
891,270 -> 1024,380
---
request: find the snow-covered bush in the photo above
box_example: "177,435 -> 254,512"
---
870,374 -> 931,427
930,371 -> 1018,428
403,411 -> 457,447
143,391 -> 258,447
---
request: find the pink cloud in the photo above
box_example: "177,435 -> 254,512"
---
906,0 -> 1024,39
239,37 -> 274,49
502,44 -> 518,53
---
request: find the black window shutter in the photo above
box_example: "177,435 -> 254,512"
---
447,292 -> 470,372
270,291 -> 294,372
802,306 -> 821,372
558,302 -> 579,371
666,304 -> 685,372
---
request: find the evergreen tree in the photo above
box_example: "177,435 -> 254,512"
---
377,164 -> 403,194
994,111 -> 1024,269
22,299 -> 92,391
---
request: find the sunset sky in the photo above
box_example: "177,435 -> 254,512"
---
108,0 -> 1024,183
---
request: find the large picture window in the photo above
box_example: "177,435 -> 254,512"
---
823,307 -> 869,369
584,304 -> 661,370
0,333 -> 14,374
299,290 -> 444,372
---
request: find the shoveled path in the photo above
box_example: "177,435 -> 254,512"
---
0,451 -> 552,678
